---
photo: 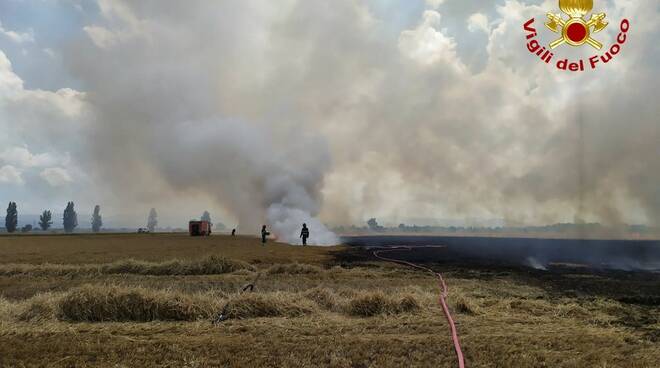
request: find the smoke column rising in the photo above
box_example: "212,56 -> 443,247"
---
5,0 -> 652,235
63,2 -> 342,244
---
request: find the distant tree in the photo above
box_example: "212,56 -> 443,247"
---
147,208 -> 158,232
367,218 -> 383,231
39,210 -> 53,231
5,202 -> 17,233
91,205 -> 103,233
201,211 -> 212,227
21,224 -> 32,233
63,201 -> 78,233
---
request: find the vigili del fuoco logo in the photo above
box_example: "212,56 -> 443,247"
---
523,0 -> 630,72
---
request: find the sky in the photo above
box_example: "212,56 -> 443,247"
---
0,0 -> 658,233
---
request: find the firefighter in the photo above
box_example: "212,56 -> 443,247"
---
300,223 -> 309,246
231,228 -> 236,236
261,225 -> 270,245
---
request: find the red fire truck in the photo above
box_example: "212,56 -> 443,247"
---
189,220 -> 211,236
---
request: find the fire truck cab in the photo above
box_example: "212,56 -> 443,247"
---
189,220 -> 211,236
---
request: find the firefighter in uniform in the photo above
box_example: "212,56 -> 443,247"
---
300,223 -> 310,246
261,225 -> 270,245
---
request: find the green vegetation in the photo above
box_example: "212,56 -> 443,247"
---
39,210 -> 52,231
5,202 -> 17,233
62,201 -> 78,233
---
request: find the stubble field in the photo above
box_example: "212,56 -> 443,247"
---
0,233 -> 658,367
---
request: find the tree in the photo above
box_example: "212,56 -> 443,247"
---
5,202 -> 17,233
367,218 -> 383,231
91,205 -> 103,233
39,210 -> 53,231
147,208 -> 158,232
201,211 -> 212,228
63,201 -> 78,233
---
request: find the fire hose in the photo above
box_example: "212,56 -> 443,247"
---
214,246 -> 466,367
372,246 -> 466,368
214,273 -> 261,323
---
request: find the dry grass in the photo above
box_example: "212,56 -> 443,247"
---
101,255 -> 253,275
0,255 -> 253,277
58,285 -> 219,322
0,285 -> 424,324
222,292 -> 316,319
267,262 -> 323,275
303,287 -> 338,310
0,297 -> 13,321
16,293 -> 59,322
346,291 -> 421,316
452,294 -> 479,315
0,233 -> 340,264
1,234 -> 659,367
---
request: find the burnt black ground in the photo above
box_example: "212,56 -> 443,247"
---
333,235 -> 660,342
342,235 -> 660,271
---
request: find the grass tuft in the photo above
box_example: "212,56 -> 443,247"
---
398,295 -> 421,313
0,297 -> 14,322
267,263 -> 323,275
101,255 -> 253,275
0,255 -> 253,277
17,294 -> 58,322
221,292 -> 315,319
346,291 -> 420,317
304,287 -> 338,310
453,294 -> 478,315
58,285 -> 218,322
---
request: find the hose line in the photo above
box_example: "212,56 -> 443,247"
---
373,246 -> 466,368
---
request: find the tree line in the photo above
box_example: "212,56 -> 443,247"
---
332,217 -> 657,237
4,201 -> 83,233
3,202 -> 219,234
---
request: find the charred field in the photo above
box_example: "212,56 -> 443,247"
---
0,233 -> 659,367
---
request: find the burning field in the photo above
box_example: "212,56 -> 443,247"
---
2,1 -> 659,366
0,233 -> 659,367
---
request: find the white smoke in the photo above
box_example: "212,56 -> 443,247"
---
3,0 -> 659,233
147,117 -> 339,245
268,204 -> 339,245
51,2 -> 344,245
525,257 -> 547,271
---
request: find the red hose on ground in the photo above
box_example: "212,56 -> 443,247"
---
373,246 -> 466,368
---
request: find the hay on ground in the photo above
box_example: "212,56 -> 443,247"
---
267,263 -> 323,275
57,285 -> 217,322
0,255 -> 253,277
221,292 -> 315,319
346,291 -> 420,317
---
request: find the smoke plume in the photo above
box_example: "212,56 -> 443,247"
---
1,0 -> 658,238
46,1 -> 346,244
64,0 -> 660,232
